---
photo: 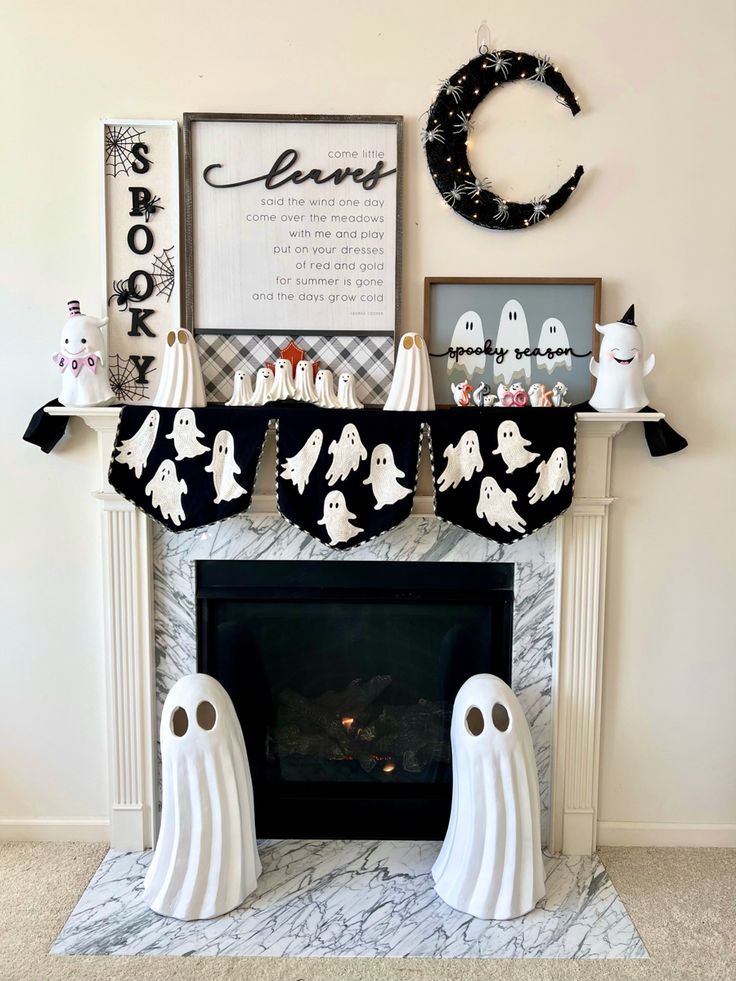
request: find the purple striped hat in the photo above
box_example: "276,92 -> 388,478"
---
67,300 -> 81,316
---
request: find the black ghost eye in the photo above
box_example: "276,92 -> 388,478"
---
171,706 -> 188,737
65,338 -> 69,344
81,337 -> 87,343
492,702 -> 510,732
218,445 -> 223,453
196,700 -> 217,731
465,706 -> 484,736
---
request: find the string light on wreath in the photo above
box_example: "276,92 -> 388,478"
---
424,25 -> 585,231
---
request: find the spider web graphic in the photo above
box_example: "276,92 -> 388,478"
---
152,246 -> 176,302
108,354 -> 155,402
105,125 -> 146,178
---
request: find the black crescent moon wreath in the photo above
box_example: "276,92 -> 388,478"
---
423,51 -> 584,230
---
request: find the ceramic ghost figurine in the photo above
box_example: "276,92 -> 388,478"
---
153,329 -> 206,408
384,333 -> 435,411
436,430 -> 484,492
589,305 -> 655,411
249,367 -> 274,406
363,444 -> 411,509
143,673 -> 261,920
450,380 -> 474,407
314,369 -> 341,409
226,369 -> 253,406
293,359 -> 318,402
432,674 -> 545,919
551,382 -> 570,407
270,358 -> 296,401
476,476 -> 526,534
53,300 -> 115,407
165,408 -> 209,461
448,311 -> 486,377
280,429 -> 323,495
144,459 -> 188,526
495,300 -> 531,385
317,490 -> 363,546
113,409 -> 160,478
337,372 -> 364,409
326,424 -> 367,485
495,383 -> 511,407
492,421 -> 539,474
472,382 -> 490,408
205,431 -> 246,504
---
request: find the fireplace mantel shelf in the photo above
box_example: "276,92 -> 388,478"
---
46,403 -> 663,857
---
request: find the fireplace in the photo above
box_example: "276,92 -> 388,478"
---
196,559 -> 514,839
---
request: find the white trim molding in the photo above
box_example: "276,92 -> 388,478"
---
0,818 -> 110,842
598,822 -> 736,848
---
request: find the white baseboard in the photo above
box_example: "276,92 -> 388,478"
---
0,818 -> 110,842
598,821 -> 736,848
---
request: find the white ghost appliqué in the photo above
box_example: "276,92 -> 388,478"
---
145,459 -> 188,526
363,443 -> 412,510
249,367 -> 274,406
495,299 -> 531,384
226,369 -> 253,406
205,430 -> 246,504
337,372 -> 364,409
492,420 -> 539,474
165,408 -> 209,461
317,490 -> 363,546
143,674 -> 261,920
436,430 -> 484,493
325,424 -> 367,485
280,429 -> 323,495
432,674 -> 545,920
270,358 -> 295,401
114,409 -> 160,478
475,476 -> 526,534
314,369 -> 341,409
528,447 -> 571,504
448,311 -> 486,377
589,305 -> 655,411
536,317 -> 572,372
293,359 -> 317,402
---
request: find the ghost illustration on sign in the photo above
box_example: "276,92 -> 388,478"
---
492,421 -> 539,474
314,369 -> 341,409
326,424 -> 367,485
589,305 -> 655,411
495,300 -> 531,384
145,459 -> 188,526
528,447 -> 571,504
205,430 -> 246,504
476,476 -> 526,535
280,428 -> 323,495
337,372 -> 364,409
248,367 -> 274,406
226,369 -> 253,406
114,409 -> 160,478
270,358 -> 295,401
317,490 -> 363,546
293,359 -> 318,402
448,311 -> 486,377
436,430 -> 484,492
536,317 -> 572,372
363,444 -> 412,510
165,408 -> 209,461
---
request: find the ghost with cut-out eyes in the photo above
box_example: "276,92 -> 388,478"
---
165,408 -> 209,461
114,409 -> 160,478
363,443 -> 411,510
293,359 -> 318,402
145,459 -> 188,526
476,476 -> 526,535
317,490 -> 363,546
448,311 -> 486,377
436,430 -> 484,492
337,372 -> 363,409
495,299 -> 531,384
280,428 -> 323,495
248,367 -> 274,406
226,369 -> 253,406
528,447 -> 571,504
326,424 -> 367,485
205,430 -> 246,504
492,420 -> 539,474
536,317 -> 572,372
314,369 -> 341,409
270,358 -> 295,401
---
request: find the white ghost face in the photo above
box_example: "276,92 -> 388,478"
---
495,299 -> 531,384
498,421 -> 520,442
174,408 -> 196,432
448,311 -> 486,377
60,315 -> 105,357
257,368 -> 272,382
598,322 -> 642,366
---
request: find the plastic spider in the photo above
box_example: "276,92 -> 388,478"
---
462,176 -> 492,199
108,278 -> 143,310
140,195 -> 165,223
421,124 -> 445,146
484,51 -> 512,78
532,56 -> 552,83
494,198 -> 510,223
452,111 -> 474,135
440,78 -> 463,102
530,197 -> 548,223
442,183 -> 464,204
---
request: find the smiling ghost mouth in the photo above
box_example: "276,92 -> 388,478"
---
613,356 -> 634,365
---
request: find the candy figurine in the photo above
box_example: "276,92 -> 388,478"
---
589,305 -> 655,411
53,300 -> 115,407
451,380 -> 474,407
472,381 -> 490,408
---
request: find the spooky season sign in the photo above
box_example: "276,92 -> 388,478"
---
184,114 -> 402,337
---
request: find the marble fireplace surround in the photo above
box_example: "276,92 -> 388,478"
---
48,406 -> 660,857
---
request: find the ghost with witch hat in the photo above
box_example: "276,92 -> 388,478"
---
363,443 -> 412,509
166,408 -> 209,461
589,305 -> 655,411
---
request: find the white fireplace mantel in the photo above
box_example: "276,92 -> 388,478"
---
47,405 -> 662,856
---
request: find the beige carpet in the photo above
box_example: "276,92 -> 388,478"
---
0,842 -> 734,981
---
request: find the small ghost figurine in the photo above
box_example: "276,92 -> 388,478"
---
205,430 -> 246,504
363,443 -> 412,510
153,329 -> 206,408
337,372 -> 363,409
145,459 -> 188,526
589,305 -> 655,411
450,380 -> 474,407
552,382 -> 570,407
472,382 -> 490,408
476,476 -> 526,534
326,424 -> 367,485
293,359 -> 318,402
165,408 -> 209,461
436,430 -> 484,492
483,393 -> 497,408
384,332 -> 435,412
529,447 -> 571,504
509,382 -> 529,407
113,409 -> 160,478
527,384 -> 554,408
492,421 -> 539,474
53,300 -> 115,407
495,383 -> 510,407
317,490 -> 363,546
280,428 -> 323,495
270,358 -> 296,401
314,369 -> 341,409
248,367 -> 274,406
226,369 -> 253,406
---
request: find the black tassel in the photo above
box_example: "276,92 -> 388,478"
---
23,399 -> 69,454
639,406 -> 688,457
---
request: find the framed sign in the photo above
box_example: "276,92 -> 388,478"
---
424,278 -> 601,407
184,113 -> 402,337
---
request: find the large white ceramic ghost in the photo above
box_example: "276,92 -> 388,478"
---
317,490 -> 363,546
165,409 -> 209,461
205,430 -> 246,504
436,430 -> 484,493
114,409 -> 160,478
589,305 -> 655,411
363,443 -> 411,510
249,367 -> 274,406
447,311 -> 486,378
337,372 -> 364,409
536,317 -> 572,372
280,429 -> 323,495
226,369 -> 254,406
314,369 -> 341,409
143,673 -> 261,920
528,447 -> 571,504
492,421 -> 539,474
475,476 -> 526,534
153,329 -> 206,408
53,300 -> 115,407
432,674 -> 545,920
495,300 -> 531,385
145,459 -> 188,526
384,333 -> 435,411
270,358 -> 296,401
293,359 -> 318,402
326,424 -> 367,485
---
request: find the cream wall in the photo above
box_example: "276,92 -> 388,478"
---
1,0 -> 734,843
